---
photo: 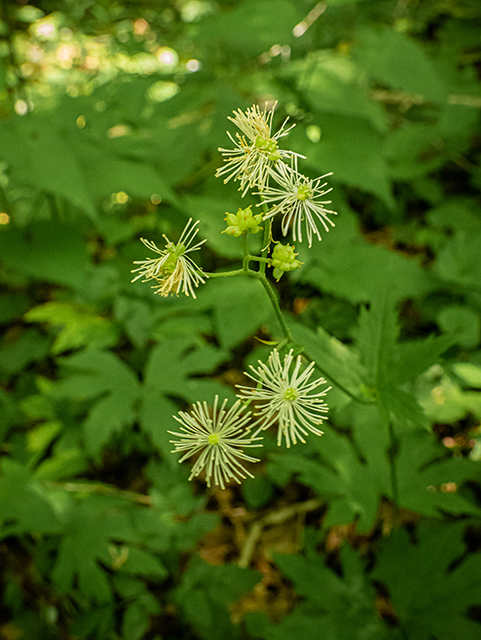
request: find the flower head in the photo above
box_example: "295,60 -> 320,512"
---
269,242 -> 302,280
258,161 -> 337,247
169,396 -> 262,489
237,349 -> 331,448
216,103 -> 301,196
131,218 -> 207,298
223,205 -> 263,237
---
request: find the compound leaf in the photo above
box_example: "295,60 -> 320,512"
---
372,521 -> 481,640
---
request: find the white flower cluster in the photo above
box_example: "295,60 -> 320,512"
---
169,349 -> 331,488
130,104 -> 337,490
216,102 -> 337,247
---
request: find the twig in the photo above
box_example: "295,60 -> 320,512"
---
43,481 -> 152,505
238,497 -> 322,567
371,89 -> 481,109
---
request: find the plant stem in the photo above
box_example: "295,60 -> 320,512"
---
259,206 -> 271,275
253,271 -> 292,341
206,268 -> 246,278
207,208 -> 291,341
206,267 -> 291,341
246,255 -> 270,264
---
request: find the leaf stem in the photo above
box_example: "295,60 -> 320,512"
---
259,206 -> 271,275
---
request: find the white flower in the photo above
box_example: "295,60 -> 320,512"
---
216,103 -> 302,196
169,396 -> 262,489
131,218 -> 208,298
258,160 -> 337,248
237,349 -> 331,448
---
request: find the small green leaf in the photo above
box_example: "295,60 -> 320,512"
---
121,602 -> 150,640
51,495 -> 138,603
452,362 -> 481,388
118,547 -> 168,580
0,329 -> 50,378
25,302 -> 120,354
205,278 -> 274,349
391,334 -> 455,385
268,424 -> 387,532
54,350 -> 140,455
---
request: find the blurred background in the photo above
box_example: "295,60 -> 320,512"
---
1,1 -> 481,639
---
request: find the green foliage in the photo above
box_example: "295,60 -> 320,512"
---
372,521 -> 481,640
25,302 -> 120,354
267,421 -> 388,532
173,558 -> 261,639
0,222 -> 91,288
0,459 -> 60,539
352,26 -> 447,101
396,431 -> 481,517
52,349 -> 140,455
246,544 -> 385,640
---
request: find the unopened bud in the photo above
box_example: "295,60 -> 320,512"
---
270,242 -> 302,280
223,206 -> 263,237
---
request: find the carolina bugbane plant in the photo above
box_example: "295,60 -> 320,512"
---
132,102 -> 338,487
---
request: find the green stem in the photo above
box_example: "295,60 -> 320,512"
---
299,351 -> 377,405
259,207 -> 271,275
242,233 -> 248,257
242,233 -> 251,271
206,269 -> 246,278
253,271 -> 291,342
246,255 -> 270,264
205,267 -> 291,342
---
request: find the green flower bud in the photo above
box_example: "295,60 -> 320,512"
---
223,206 -> 263,237
270,242 -> 302,280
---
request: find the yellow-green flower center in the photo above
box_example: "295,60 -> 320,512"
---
283,387 -> 298,402
255,136 -> 281,162
162,243 -> 185,276
297,184 -> 312,201
162,252 -> 178,276
208,433 -> 221,446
